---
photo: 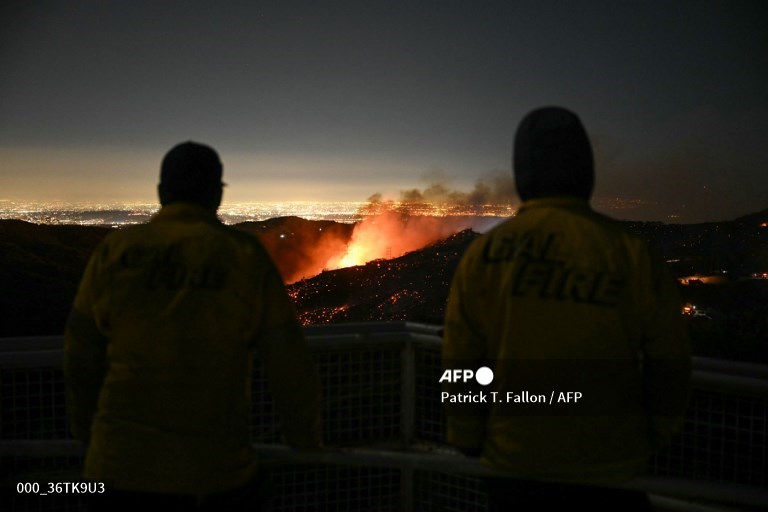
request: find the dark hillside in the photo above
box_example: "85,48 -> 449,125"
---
234,216 -> 354,283
0,220 -> 111,336
0,217 -> 353,336
2,209 -> 766,363
288,230 -> 478,325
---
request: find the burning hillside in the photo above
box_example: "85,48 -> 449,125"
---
327,177 -> 515,269
234,212 -> 488,283
325,206 -> 501,269
287,229 -> 481,325
240,183 -> 514,283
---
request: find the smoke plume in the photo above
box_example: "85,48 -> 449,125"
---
252,172 -> 517,282
325,173 -> 516,270
399,170 -> 516,208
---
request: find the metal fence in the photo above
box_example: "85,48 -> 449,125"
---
2,322 -> 767,511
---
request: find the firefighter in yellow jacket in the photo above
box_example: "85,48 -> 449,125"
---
443,107 -> 690,510
64,142 -> 321,509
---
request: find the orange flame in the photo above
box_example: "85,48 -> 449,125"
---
269,192 -> 513,282
326,207 -> 489,270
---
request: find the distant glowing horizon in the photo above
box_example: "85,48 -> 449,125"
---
1,195 -> 759,228
0,144 -> 764,224
0,144 -> 448,204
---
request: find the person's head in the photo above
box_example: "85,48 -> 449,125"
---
513,106 -> 594,202
158,141 -> 224,210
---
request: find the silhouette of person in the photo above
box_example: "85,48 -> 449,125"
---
443,107 -> 690,511
64,141 -> 321,510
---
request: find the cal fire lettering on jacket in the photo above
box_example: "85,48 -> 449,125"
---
482,231 -> 624,307
482,231 -> 563,263
147,264 -> 228,291
119,244 -> 229,291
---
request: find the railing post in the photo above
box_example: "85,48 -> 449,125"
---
401,466 -> 415,512
401,338 -> 416,512
401,338 -> 416,449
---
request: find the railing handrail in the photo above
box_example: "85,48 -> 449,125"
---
2,324 -> 767,397
3,322 -> 767,510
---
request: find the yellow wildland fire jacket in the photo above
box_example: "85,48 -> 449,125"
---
443,197 -> 690,485
64,202 -> 321,494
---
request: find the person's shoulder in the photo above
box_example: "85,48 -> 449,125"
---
479,215 -> 526,240
217,224 -> 272,257
93,223 -> 146,251
460,217 -> 517,260
580,210 -> 666,273
108,223 -> 149,239
217,223 -> 258,243
580,208 -> 649,245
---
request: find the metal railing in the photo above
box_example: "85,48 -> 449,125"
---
2,322 -> 767,511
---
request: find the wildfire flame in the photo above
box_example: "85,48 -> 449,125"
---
270,177 -> 517,282
326,205 -> 508,270
327,213 -> 405,269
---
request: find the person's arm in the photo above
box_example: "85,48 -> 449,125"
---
253,265 -> 322,450
63,243 -> 109,443
639,250 -> 692,449
257,323 -> 322,449
442,246 -> 488,455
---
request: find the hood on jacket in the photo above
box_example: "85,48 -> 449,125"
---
513,107 -> 594,202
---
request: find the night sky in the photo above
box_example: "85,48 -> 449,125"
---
2,1 -> 767,222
